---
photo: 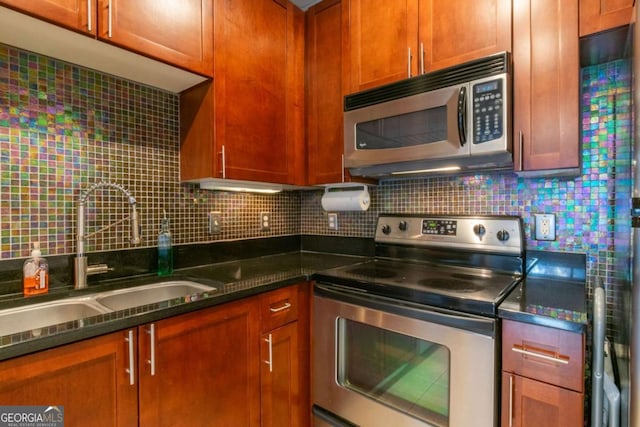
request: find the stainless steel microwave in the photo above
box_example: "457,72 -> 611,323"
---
344,52 -> 513,177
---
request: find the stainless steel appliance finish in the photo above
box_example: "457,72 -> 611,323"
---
312,215 -> 524,427
344,53 -> 512,177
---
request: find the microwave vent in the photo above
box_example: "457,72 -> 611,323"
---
344,52 -> 510,112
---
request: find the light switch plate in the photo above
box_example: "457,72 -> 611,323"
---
208,211 -> 221,234
327,213 -> 338,230
534,213 -> 556,241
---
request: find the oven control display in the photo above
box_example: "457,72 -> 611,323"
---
422,219 -> 457,236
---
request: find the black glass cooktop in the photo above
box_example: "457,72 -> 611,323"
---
314,259 -> 521,316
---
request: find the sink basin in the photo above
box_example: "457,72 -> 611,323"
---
0,298 -> 111,337
94,280 -> 217,311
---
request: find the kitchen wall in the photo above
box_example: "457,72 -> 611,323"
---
0,43 -> 300,260
0,44 -> 631,339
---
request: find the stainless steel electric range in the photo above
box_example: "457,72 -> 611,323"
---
312,214 -> 524,427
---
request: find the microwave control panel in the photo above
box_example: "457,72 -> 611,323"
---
472,78 -> 504,144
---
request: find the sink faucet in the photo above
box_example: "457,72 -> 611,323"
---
74,182 -> 141,289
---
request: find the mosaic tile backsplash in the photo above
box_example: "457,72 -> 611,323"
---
0,44 -> 632,340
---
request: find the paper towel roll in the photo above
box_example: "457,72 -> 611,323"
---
321,184 -> 370,211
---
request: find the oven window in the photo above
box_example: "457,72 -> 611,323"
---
354,106 -> 447,149
337,318 -> 450,426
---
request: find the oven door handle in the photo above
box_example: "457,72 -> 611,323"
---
314,283 -> 496,337
312,405 -> 359,427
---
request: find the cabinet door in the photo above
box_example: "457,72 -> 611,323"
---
213,0 -> 304,185
138,298 -> 261,427
97,0 -> 213,76
501,372 -> 584,427
0,0 -> 95,34
343,0 -> 419,93
261,322 -> 300,427
513,0 -> 580,172
0,330 -> 138,427
418,0 -> 511,72
306,0 -> 345,185
580,0 -> 635,36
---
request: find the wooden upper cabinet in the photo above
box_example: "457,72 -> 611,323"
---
0,0 -> 213,76
181,0 -> 305,185
580,0 -> 635,36
306,0 -> 345,185
513,0 -> 580,173
98,0 -> 213,76
418,0 -> 512,72
343,0 -> 512,94
343,0 -> 418,93
0,0 -> 94,34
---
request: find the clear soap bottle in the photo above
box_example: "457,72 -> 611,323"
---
157,212 -> 173,276
23,242 -> 49,296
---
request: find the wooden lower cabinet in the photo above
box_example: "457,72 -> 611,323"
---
0,284 -> 309,427
501,319 -> 585,427
259,283 -> 309,427
261,321 -> 300,427
501,372 -> 584,427
139,297 -> 261,427
0,330 -> 138,427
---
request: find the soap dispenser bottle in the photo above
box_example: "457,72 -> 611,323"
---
157,211 -> 173,276
23,242 -> 49,296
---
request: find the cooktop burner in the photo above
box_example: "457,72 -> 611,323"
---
417,278 -> 481,293
314,214 -> 525,316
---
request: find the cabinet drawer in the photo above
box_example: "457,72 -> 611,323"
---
502,320 -> 584,392
260,285 -> 299,332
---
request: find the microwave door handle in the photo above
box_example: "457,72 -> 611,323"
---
457,86 -> 467,146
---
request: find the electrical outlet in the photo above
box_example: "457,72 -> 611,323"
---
327,213 -> 338,230
534,213 -> 556,241
260,212 -> 271,231
208,211 -> 221,234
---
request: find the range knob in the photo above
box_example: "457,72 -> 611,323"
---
497,230 -> 510,241
381,224 -> 391,235
398,221 -> 408,231
473,224 -> 486,236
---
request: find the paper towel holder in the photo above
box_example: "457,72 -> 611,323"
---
321,183 -> 370,212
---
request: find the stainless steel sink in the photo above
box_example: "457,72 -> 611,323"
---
94,280 -> 217,311
0,298 -> 111,337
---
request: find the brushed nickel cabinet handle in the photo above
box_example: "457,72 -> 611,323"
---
125,330 -> 135,385
407,47 -> 412,78
221,145 -> 226,179
147,323 -> 156,376
341,154 -> 345,183
87,0 -> 92,32
269,302 -> 291,313
508,374 -> 514,427
518,131 -> 524,170
512,345 -> 569,364
420,42 -> 425,74
107,0 -> 112,38
264,334 -> 273,373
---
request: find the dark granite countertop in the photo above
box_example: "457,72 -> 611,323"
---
0,251 -> 365,361
0,244 -> 590,361
498,250 -> 588,333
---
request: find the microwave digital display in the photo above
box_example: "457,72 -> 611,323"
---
474,80 -> 499,94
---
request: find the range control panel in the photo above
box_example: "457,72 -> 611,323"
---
375,215 -> 523,255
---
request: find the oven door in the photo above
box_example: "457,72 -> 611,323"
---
343,83 -> 470,169
313,283 -> 497,427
